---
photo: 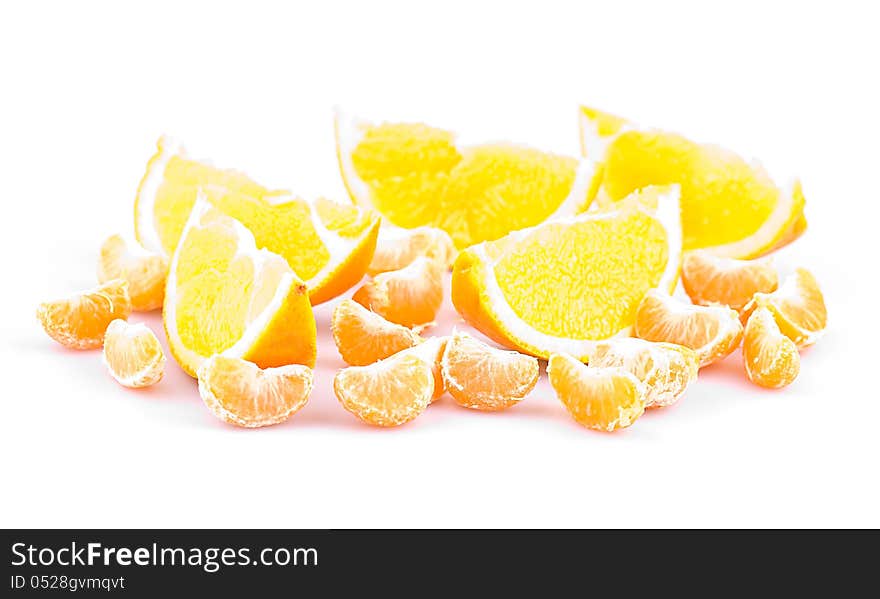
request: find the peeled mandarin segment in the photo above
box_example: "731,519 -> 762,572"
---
590,338 -> 698,408
547,353 -> 646,432
450,185 -> 682,361
681,250 -> 778,313
102,319 -> 165,388
97,234 -> 168,311
335,110 -> 595,249
634,290 -> 743,367
352,256 -> 443,328
134,137 -> 380,305
578,105 -> 806,258
164,198 -> 316,378
331,299 -> 422,366
440,332 -> 539,411
397,336 -> 449,401
197,355 -> 314,428
743,307 -> 800,389
368,226 -> 457,276
747,268 -> 826,348
333,353 -> 434,427
37,279 -> 132,350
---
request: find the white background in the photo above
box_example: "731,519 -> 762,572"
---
2,0 -> 878,528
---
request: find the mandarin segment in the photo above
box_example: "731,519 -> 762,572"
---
547,353 -> 646,432
102,319 -> 165,388
368,226 -> 457,276
333,353 -> 434,427
746,268 -> 826,348
353,256 -> 443,328
97,234 -> 168,311
743,307 -> 800,389
331,299 -> 422,366
37,279 -> 132,350
197,355 -> 314,428
440,332 -> 539,411
681,250 -> 778,312
398,336 -> 449,402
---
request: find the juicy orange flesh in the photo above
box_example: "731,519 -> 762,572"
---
493,210 -> 668,339
104,322 -> 163,381
743,308 -> 800,387
334,354 -> 433,426
602,131 -> 777,249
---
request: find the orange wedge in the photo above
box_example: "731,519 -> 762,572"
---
197,355 -> 314,428
398,336 -> 448,402
37,279 -> 132,349
333,352 -> 434,427
743,307 -> 800,388
97,234 -> 168,311
590,338 -> 699,408
547,353 -> 646,432
681,250 -> 778,312
368,226 -> 457,276
102,319 -> 165,388
353,256 -> 443,328
331,299 -> 422,366
440,331 -> 539,411
634,290 -> 743,367
746,268 -> 826,348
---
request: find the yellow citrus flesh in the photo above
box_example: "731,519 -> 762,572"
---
451,185 -> 681,360
368,226 -> 457,276
197,355 -> 314,428
331,299 -> 422,366
746,268 -> 826,348
590,338 -> 699,408
547,353 -> 646,432
743,307 -> 800,389
135,137 -> 379,304
336,111 -> 598,249
97,234 -> 168,311
634,290 -> 743,367
681,250 -> 778,313
102,319 -> 165,388
579,106 -> 806,258
440,331 -> 539,411
37,279 -> 132,350
353,256 -> 443,328
333,352 -> 434,427
163,199 -> 316,378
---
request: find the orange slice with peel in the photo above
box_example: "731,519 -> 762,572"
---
742,306 -> 800,388
333,352 -> 434,427
102,319 -> 165,388
368,225 -> 457,276
440,331 -> 539,411
97,234 -> 168,311
37,279 -> 132,350
163,198 -> 316,377
745,268 -> 826,348
547,353 -> 646,432
353,256 -> 443,328
634,290 -> 743,367
197,355 -> 314,428
134,137 -> 379,304
681,250 -> 778,312
331,299 -> 422,366
451,185 -> 681,360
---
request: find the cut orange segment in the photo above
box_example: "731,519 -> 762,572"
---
331,298 -> 422,366
743,307 -> 800,388
197,355 -> 313,428
102,319 -> 165,388
547,352 -> 646,432
579,105 -> 806,258
681,250 -> 778,312
37,279 -> 132,350
590,338 -> 699,408
440,331 -> 539,411
352,256 -> 443,328
164,198 -> 317,377
368,226 -> 457,276
746,268 -> 826,348
97,234 -> 168,311
451,185 -> 682,360
634,290 -> 743,367
134,137 -> 380,304
398,336 -> 448,402
335,109 -> 601,248
333,352 -> 434,427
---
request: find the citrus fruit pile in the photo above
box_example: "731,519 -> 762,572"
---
37,105 -> 827,432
